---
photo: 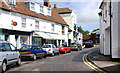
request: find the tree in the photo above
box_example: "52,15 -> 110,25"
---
79,26 -> 90,35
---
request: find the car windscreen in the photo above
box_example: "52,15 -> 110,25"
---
85,42 -> 91,44
21,46 -> 32,50
42,45 -> 51,48
32,46 -> 41,49
58,45 -> 64,47
71,43 -> 76,45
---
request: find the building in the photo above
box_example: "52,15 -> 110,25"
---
0,0 -> 69,48
54,5 -> 83,46
91,30 -> 100,44
83,30 -> 100,45
99,0 -> 120,59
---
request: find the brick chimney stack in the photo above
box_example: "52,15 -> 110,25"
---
44,0 -> 50,7
54,4 -> 56,8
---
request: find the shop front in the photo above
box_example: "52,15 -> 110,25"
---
33,32 -> 65,47
0,29 -> 32,49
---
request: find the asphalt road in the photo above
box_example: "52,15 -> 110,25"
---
6,45 -> 100,73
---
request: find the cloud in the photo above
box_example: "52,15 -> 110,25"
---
78,2 -> 100,26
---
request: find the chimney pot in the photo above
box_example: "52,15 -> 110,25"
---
54,4 -> 56,8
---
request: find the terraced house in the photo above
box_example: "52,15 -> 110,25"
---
0,0 -> 69,49
99,0 -> 120,60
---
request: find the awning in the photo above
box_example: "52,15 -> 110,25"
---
33,32 -> 53,40
33,32 -> 65,40
46,33 -> 65,40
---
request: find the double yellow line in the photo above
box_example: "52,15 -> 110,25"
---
83,54 -> 106,73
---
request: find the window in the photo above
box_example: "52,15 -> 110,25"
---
40,6 -> 43,13
51,24 -> 54,32
10,44 -> 16,51
31,2 -> 35,11
35,21 -> 39,29
4,43 -> 11,51
48,8 -> 51,15
105,10 -> 107,18
22,18 -> 26,28
62,26 -> 65,35
7,0 -> 16,5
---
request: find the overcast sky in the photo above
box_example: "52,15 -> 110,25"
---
32,0 -> 102,32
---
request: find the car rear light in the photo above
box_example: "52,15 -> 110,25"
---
29,52 -> 32,54
76,45 -> 78,47
48,49 -> 51,51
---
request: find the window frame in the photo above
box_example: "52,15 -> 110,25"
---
22,18 -> 26,28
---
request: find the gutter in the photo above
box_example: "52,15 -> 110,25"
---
109,0 -> 112,59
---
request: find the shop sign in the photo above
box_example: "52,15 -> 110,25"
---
11,20 -> 17,26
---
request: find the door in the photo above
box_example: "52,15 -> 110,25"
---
9,44 -> 19,62
3,43 -> 13,64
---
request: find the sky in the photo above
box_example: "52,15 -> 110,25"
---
32,0 -> 102,32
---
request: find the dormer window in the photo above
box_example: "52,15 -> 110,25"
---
7,0 -> 16,6
47,8 -> 51,15
40,6 -> 44,14
31,2 -> 35,11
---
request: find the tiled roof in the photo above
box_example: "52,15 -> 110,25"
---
83,35 -> 91,40
0,0 -> 68,26
55,8 -> 72,14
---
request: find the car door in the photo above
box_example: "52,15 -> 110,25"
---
9,44 -> 19,62
3,43 -> 13,65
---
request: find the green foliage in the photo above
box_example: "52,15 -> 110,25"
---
91,29 -> 99,33
79,26 -> 90,35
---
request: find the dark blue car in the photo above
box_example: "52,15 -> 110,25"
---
19,45 -> 46,60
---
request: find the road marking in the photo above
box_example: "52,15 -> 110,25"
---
83,54 -> 107,73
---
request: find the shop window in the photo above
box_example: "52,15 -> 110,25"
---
51,24 -> 54,32
62,26 -> 65,35
22,18 -> 26,28
40,6 -> 44,14
35,21 -> 39,29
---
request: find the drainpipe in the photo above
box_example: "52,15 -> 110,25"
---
109,0 -> 112,59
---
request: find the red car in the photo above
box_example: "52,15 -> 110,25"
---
58,45 -> 71,54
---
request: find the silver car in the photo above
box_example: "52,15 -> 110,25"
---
70,43 -> 82,51
42,44 -> 59,56
0,41 -> 21,72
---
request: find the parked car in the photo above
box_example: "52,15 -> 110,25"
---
58,45 -> 71,54
42,44 -> 59,56
70,43 -> 82,51
85,41 -> 94,47
0,41 -> 21,72
19,45 -> 46,60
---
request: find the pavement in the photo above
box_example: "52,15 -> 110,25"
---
88,48 -> 120,73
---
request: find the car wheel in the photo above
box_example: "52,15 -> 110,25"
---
2,61 -> 6,72
43,53 -> 47,58
51,52 -> 55,57
33,54 -> 37,60
16,57 -> 21,66
69,50 -> 71,53
58,51 -> 60,55
64,50 -> 67,54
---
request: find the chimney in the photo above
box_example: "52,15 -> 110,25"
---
54,4 -> 56,8
44,0 -> 50,7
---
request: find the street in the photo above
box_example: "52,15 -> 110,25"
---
6,45 -> 100,73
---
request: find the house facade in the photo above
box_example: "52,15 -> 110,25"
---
0,0 -> 69,48
99,0 -> 120,59
54,5 -> 83,46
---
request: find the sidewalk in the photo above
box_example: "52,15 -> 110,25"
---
88,49 -> 120,73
